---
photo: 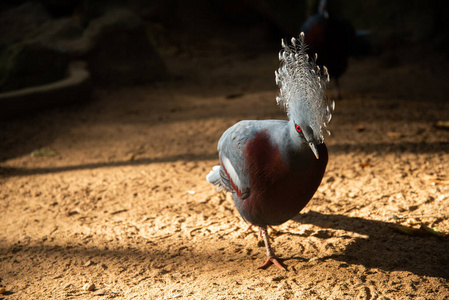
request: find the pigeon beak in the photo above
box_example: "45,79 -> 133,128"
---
308,142 -> 320,159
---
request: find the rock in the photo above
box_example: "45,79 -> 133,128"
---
63,283 -> 74,290
0,287 -> 6,294
0,61 -> 92,119
82,9 -> 167,85
83,260 -> 94,267
0,4 -> 166,96
35,18 -> 85,49
0,2 -> 50,44
93,289 -> 107,296
0,2 -> 83,92
0,42 -> 68,92
83,282 -> 95,291
80,0 -> 131,22
271,276 -> 286,282
0,2 -> 73,93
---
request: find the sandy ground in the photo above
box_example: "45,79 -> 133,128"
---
1,37 -> 449,299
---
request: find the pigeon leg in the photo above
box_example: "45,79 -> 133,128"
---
258,226 -> 286,270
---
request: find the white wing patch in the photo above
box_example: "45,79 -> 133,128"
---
221,155 -> 243,195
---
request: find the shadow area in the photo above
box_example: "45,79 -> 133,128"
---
328,141 -> 449,155
0,152 -> 218,177
2,140 -> 448,178
0,239 -> 232,285
291,211 -> 449,279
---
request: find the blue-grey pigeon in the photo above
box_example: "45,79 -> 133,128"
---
207,32 -> 335,270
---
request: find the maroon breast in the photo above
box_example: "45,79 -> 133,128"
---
240,131 -> 327,226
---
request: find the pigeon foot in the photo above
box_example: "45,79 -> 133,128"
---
258,256 -> 286,270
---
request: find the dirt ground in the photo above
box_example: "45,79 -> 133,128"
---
1,34 -> 449,299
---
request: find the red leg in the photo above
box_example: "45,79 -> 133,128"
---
257,227 -> 286,270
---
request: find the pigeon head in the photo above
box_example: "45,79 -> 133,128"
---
275,32 -> 335,159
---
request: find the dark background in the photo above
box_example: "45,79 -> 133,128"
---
1,0 -> 449,94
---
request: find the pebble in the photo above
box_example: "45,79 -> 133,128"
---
83,283 -> 95,291
438,194 -> 449,201
64,283 -> 73,290
388,214 -> 399,221
83,260 -> 94,267
271,276 -> 286,282
94,289 -> 106,296
0,287 -> 6,294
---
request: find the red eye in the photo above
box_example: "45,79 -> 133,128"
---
295,125 -> 302,133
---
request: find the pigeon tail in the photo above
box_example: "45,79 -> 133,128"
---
206,165 -> 222,191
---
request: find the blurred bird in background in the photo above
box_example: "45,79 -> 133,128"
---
207,32 -> 334,270
301,0 -> 356,99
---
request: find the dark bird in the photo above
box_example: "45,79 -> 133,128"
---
206,33 -> 334,270
301,0 -> 355,99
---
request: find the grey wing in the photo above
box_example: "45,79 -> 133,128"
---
217,121 -> 258,199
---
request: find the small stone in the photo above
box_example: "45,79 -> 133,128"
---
64,283 -> 73,290
83,283 -> 95,291
388,214 -> 399,221
326,176 -> 335,183
438,194 -> 449,201
93,289 -> 106,296
124,154 -> 135,161
83,260 -> 94,267
387,131 -> 404,138
271,276 -> 286,282
0,287 -> 6,294
408,205 -> 419,211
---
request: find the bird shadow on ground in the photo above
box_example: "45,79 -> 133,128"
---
289,211 -> 449,279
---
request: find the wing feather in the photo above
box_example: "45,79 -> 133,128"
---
217,121 -> 257,199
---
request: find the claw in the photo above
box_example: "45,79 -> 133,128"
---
258,256 -> 286,270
